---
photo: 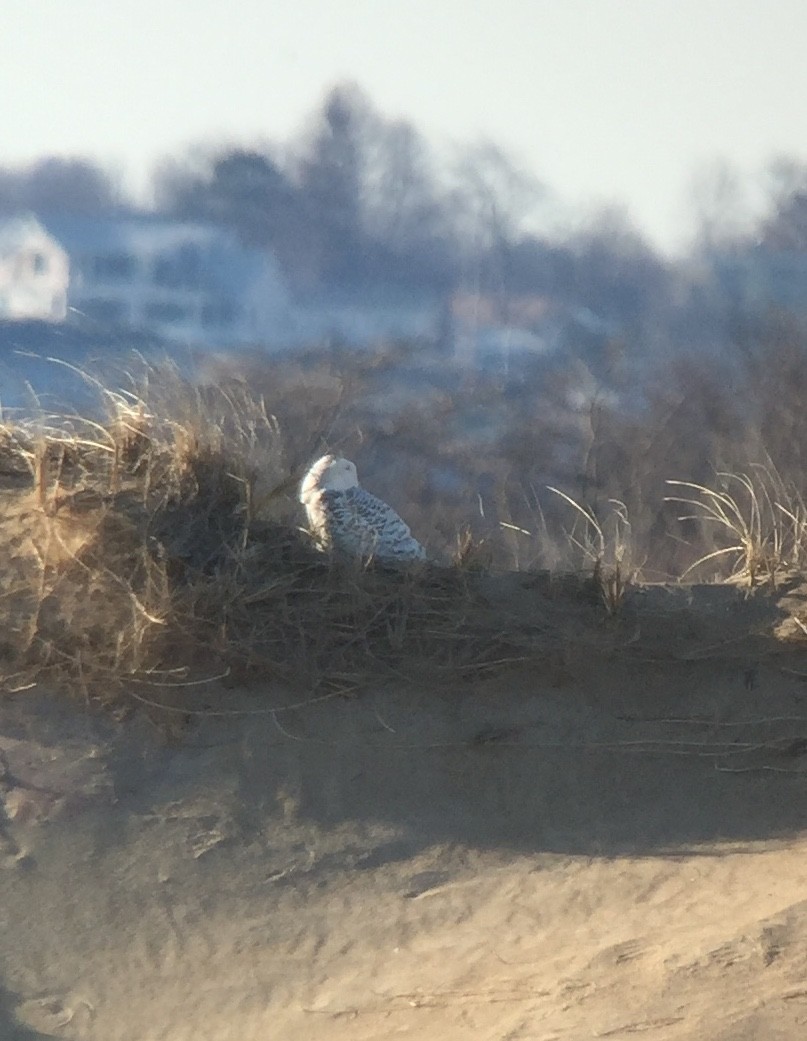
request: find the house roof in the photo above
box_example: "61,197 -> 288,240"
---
41,213 -> 227,252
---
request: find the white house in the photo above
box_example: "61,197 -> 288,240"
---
39,214 -> 295,348
0,212 -> 445,351
0,214 -> 69,321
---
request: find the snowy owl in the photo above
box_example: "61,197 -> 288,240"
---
300,454 -> 427,565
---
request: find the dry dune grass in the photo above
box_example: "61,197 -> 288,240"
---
665,464 -> 807,585
2,362 -> 807,722
0,366 -> 612,715
0,370 -> 290,704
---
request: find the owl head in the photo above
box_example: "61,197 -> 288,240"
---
300,454 -> 359,502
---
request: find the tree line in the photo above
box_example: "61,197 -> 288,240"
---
2,81 -> 807,336
0,84 -> 673,321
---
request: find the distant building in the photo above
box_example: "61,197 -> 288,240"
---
1,211 -> 448,352
0,214 -> 69,322
39,214 -> 294,348
447,290 -> 619,375
290,287 -> 442,348
449,291 -> 561,368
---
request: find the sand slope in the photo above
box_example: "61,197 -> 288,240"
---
3,582 -> 807,1039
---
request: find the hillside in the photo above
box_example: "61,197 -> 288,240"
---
2,380 -> 807,1038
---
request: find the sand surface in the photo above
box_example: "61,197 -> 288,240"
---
3,598 -> 807,1040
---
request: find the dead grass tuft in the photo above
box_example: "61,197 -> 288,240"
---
3,359 -> 802,716
545,489 -> 637,614
0,361 -> 605,712
665,464 -> 807,586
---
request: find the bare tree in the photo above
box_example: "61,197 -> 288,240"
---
759,157 -> 807,251
454,143 -> 544,249
567,206 -> 670,327
688,159 -> 750,253
297,83 -> 370,235
158,149 -> 296,241
21,156 -> 121,214
452,141 -> 545,294
359,117 -> 456,286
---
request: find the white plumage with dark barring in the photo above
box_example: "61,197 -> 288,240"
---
300,454 -> 427,564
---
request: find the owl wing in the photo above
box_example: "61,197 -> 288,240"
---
321,487 -> 426,563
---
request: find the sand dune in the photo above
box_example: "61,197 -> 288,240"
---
3,583 -> 807,1040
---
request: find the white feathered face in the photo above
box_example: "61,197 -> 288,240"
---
320,456 -> 359,491
300,454 -> 359,501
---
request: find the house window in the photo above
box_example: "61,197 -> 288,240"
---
201,299 -> 237,327
152,244 -> 202,290
144,300 -> 191,324
92,253 -> 136,281
31,252 -> 48,275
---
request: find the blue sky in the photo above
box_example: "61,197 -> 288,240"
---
5,0 -> 807,252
